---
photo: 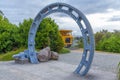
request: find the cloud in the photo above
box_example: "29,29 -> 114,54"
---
87,10 -> 120,33
65,0 -> 120,14
0,0 -> 120,33
108,16 -> 120,21
47,13 -> 82,36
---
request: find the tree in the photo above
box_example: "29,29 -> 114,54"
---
95,29 -> 120,53
18,18 -> 33,47
19,18 -> 64,52
36,18 -> 64,52
0,15 -> 20,53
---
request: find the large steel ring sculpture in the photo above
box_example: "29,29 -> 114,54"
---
13,3 -> 94,76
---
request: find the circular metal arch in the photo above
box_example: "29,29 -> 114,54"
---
28,3 -> 94,76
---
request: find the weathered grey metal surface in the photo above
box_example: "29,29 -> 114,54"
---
13,2 -> 94,76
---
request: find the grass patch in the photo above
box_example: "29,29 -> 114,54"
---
0,48 -> 25,61
59,48 -> 70,54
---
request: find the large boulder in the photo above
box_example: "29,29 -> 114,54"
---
37,47 -> 59,62
37,47 -> 51,62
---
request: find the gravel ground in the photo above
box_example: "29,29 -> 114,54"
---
0,61 -> 116,80
60,50 -> 120,73
0,51 -> 119,80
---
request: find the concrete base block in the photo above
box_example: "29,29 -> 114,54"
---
15,58 -> 29,64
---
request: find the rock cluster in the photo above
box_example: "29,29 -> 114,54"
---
13,47 -> 59,64
37,47 -> 59,62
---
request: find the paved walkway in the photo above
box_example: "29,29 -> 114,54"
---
0,51 -> 119,80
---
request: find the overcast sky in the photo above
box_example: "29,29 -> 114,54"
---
0,0 -> 120,35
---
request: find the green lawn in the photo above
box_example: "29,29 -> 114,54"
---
0,48 -> 25,61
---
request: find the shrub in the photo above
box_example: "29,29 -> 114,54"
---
59,48 -> 70,54
19,18 -> 64,52
95,30 -> 120,53
0,15 -> 20,53
0,16 -> 64,53
36,18 -> 64,52
18,18 -> 33,47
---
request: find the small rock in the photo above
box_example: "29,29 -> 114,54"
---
51,51 -> 59,60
